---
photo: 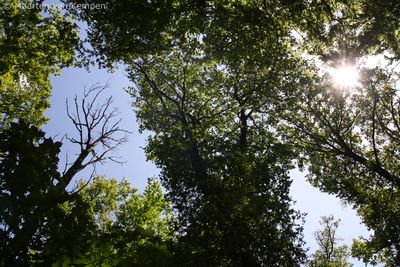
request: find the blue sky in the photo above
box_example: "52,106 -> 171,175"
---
43,66 -> 370,266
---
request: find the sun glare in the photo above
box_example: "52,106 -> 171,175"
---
329,65 -> 359,88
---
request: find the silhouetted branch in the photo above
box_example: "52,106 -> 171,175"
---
61,84 -> 129,188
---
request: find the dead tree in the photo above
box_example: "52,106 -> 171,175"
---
60,84 -> 128,189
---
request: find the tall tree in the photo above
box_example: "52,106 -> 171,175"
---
0,0 -> 79,127
129,36 -> 307,266
283,1 -> 400,265
308,216 -> 352,267
286,65 -> 400,265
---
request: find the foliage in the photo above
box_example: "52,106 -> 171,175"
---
0,120 -> 89,265
63,0 -> 309,67
284,1 -> 400,265
299,0 -> 400,63
0,0 -> 79,127
308,216 -> 352,267
62,0 -> 174,67
55,176 -> 175,267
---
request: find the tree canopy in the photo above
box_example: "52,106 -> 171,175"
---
3,0 -> 400,266
62,0 -> 400,265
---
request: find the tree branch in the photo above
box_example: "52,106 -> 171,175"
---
61,84 -> 130,188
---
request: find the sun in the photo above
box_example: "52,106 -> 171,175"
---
329,65 -> 359,88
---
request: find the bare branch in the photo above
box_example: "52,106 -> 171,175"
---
60,84 -> 130,188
